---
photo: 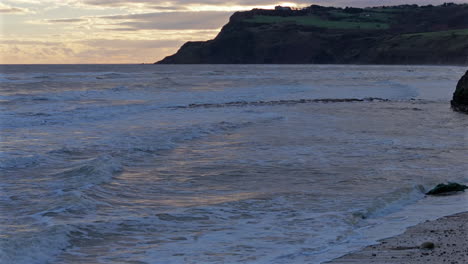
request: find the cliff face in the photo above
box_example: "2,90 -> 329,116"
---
157,4 -> 468,65
451,71 -> 468,113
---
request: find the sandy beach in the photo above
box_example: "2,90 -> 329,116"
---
327,211 -> 468,264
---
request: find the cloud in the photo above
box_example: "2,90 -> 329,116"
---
0,37 -> 186,63
46,18 -> 87,23
0,3 -> 31,14
311,0 -> 468,7
0,40 -> 60,46
77,0 -> 468,9
71,38 -> 189,63
79,39 -> 183,49
6,0 -> 468,11
80,0 -> 275,7
147,5 -> 188,11
76,0 -> 289,12
100,11 -> 231,30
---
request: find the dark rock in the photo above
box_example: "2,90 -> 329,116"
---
172,97 -> 387,109
421,241 -> 435,249
451,71 -> 468,113
426,182 -> 468,195
392,246 -> 417,250
156,213 -> 210,221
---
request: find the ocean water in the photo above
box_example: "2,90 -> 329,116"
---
0,64 -> 467,264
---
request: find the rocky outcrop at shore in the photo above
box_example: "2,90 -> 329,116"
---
426,182 -> 468,195
451,71 -> 468,113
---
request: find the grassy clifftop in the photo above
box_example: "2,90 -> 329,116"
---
156,4 -> 468,64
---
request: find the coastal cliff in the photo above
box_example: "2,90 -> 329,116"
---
451,71 -> 468,113
156,4 -> 468,65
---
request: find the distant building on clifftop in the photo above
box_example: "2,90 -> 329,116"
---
275,5 -> 292,11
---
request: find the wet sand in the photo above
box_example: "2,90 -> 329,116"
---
327,212 -> 468,264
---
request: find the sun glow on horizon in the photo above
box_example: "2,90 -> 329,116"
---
185,2 -> 301,12
278,2 -> 300,7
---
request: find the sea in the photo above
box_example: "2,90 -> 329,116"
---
0,64 -> 467,264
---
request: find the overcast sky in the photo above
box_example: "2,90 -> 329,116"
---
1,0 -> 467,63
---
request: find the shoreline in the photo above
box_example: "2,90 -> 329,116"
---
326,211 -> 468,264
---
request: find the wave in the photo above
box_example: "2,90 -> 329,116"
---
33,75 -> 52,79
0,157 -> 122,263
114,120 -> 259,156
0,224 -> 73,264
0,154 -> 47,170
95,73 -> 125,80
0,117 -> 263,174
0,156 -> 123,264
349,184 -> 426,221
51,155 -> 122,190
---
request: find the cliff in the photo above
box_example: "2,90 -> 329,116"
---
156,4 -> 468,65
451,71 -> 468,113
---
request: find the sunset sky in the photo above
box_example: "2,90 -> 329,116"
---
1,0 -> 467,64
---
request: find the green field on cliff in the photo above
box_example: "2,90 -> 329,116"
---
243,7 -> 398,30
244,14 -> 390,30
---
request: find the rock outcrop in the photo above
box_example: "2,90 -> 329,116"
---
451,71 -> 468,113
426,182 -> 468,195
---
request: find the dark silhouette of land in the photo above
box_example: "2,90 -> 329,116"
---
157,3 -> 468,65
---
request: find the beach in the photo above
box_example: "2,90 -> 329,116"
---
328,211 -> 468,264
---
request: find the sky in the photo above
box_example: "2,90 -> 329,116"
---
1,0 -> 467,64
